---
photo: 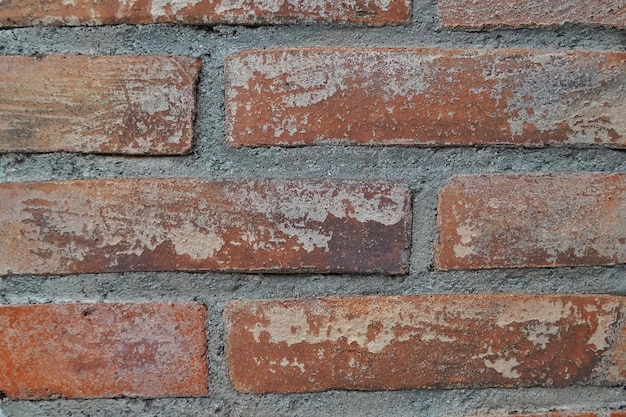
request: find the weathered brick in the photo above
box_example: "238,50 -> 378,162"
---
473,412 -> 626,417
225,48 -> 626,148
437,0 -> 625,30
0,178 -> 411,276
0,302 -> 207,399
435,173 -> 626,270
225,294 -> 626,393
0,0 -> 411,27
0,55 -> 200,155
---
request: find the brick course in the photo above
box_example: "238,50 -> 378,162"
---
437,0 -> 626,30
0,302 -> 208,399
226,48 -> 625,148
0,0 -> 411,27
0,55 -> 200,155
0,178 -> 411,275
226,294 -> 626,393
435,173 -> 626,270
474,412 -> 626,417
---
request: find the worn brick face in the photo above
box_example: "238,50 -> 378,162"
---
474,412 -> 626,417
226,294 -> 626,393
225,48 -> 626,148
0,0 -> 411,27
0,302 -> 208,399
435,173 -> 626,270
436,0 -> 626,30
0,178 -> 411,276
0,55 -> 200,155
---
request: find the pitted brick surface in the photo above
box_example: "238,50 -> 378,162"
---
437,0 -> 626,30
435,173 -> 626,270
0,56 -> 200,155
0,302 -> 208,399
226,294 -> 626,393
226,48 -> 626,148
0,0 -> 411,27
0,178 -> 411,275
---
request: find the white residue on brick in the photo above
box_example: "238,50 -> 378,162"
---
227,180 -> 408,225
215,0 -> 398,19
374,0 -> 393,10
280,357 -> 306,373
247,299 -> 462,354
150,0 -> 202,17
223,180 -> 408,253
484,357 -> 521,379
277,225 -> 333,253
451,223 -> 478,258
216,0 -> 281,14
453,174 -> 626,265
496,299 -> 575,327
523,322 -> 561,349
587,305 -> 620,352
482,51 -> 625,144
453,243 -> 475,258
226,49 -> 442,139
167,223 -> 225,259
4,181 -> 227,274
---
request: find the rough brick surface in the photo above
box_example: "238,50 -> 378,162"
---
0,55 -> 200,155
475,412 -> 626,417
0,0 -> 411,27
435,173 -> 626,270
0,178 -> 411,276
437,0 -> 626,30
0,302 -> 208,399
226,294 -> 626,393
225,48 -> 626,148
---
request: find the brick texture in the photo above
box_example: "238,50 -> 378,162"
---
0,55 -> 200,155
437,0 -> 626,30
474,412 -> 626,417
0,0 -> 411,27
0,302 -> 208,399
435,173 -> 626,270
225,48 -> 626,148
225,294 -> 626,393
0,178 -> 411,276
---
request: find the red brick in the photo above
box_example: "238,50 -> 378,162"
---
0,302 -> 207,399
225,294 -> 626,393
0,0 -> 411,27
474,412 -> 625,417
437,0 -> 625,30
0,55 -> 200,155
435,173 -> 626,270
0,178 -> 411,276
225,48 -> 626,148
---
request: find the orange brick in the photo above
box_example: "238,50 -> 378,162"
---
437,0 -> 625,30
0,302 -> 207,399
0,0 -> 411,27
0,178 -> 411,276
0,56 -> 200,155
474,411 -> 616,417
225,294 -> 626,393
474,412 -> 624,417
225,48 -> 626,148
435,173 -> 626,270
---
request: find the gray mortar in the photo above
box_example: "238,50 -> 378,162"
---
1,0 -> 626,415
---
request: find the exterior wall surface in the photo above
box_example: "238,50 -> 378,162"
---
0,0 -> 625,416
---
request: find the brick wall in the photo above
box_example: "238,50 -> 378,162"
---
0,0 -> 625,416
